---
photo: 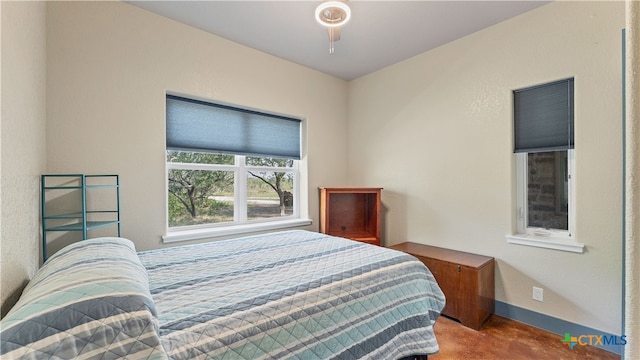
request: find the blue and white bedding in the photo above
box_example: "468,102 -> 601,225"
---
1,230 -> 445,359
138,230 -> 445,359
0,238 -> 168,360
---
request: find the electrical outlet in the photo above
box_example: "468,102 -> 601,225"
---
532,287 -> 544,302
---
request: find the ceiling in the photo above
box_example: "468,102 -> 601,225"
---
128,1 -> 550,81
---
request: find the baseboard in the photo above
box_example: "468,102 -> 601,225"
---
495,301 -> 625,356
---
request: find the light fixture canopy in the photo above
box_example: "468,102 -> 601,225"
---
315,1 -> 351,28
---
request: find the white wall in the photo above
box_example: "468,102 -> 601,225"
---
348,1 -> 624,335
0,1 -> 47,314
45,1 -> 349,252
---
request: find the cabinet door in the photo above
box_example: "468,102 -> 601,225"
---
421,257 -> 461,318
457,266 -> 480,329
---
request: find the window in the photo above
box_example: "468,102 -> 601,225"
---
515,150 -> 574,237
164,94 -> 309,242
508,78 -> 583,253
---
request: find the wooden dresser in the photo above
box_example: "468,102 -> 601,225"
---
390,242 -> 495,330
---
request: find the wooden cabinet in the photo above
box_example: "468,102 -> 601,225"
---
390,242 -> 494,330
319,187 -> 382,246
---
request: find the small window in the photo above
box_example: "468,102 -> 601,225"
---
165,95 -> 303,236
513,78 -> 575,239
515,150 -> 574,237
527,151 -> 569,230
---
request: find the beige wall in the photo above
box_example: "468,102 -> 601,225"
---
0,1 -> 47,314
45,1 -> 349,252
348,1 -> 625,335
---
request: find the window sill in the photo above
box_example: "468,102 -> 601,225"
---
163,218 -> 313,243
506,234 -> 585,253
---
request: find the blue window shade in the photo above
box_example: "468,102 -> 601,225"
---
166,95 -> 301,159
514,78 -> 574,153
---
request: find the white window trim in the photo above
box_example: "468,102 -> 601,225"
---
507,150 -> 584,253
165,155 -> 310,243
163,218 -> 313,243
506,234 -> 584,253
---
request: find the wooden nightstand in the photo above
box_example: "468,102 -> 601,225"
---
390,242 -> 495,330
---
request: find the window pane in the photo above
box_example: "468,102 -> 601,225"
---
168,169 -> 234,227
246,171 -> 294,221
167,150 -> 235,165
246,156 -> 294,168
527,151 -> 568,230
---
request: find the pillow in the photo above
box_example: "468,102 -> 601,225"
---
0,237 -> 168,359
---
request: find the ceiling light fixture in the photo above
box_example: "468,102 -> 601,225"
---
315,1 -> 351,55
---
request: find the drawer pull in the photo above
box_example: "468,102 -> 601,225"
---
457,264 -> 461,272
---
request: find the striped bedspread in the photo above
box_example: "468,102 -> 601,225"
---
0,238 -> 168,360
138,230 -> 445,359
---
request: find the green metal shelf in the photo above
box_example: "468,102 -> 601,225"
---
45,220 -> 120,232
42,211 -> 83,219
41,174 -> 120,262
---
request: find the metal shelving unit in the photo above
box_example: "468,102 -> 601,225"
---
41,174 -> 120,262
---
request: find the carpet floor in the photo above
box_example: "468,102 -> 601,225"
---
430,315 -> 620,360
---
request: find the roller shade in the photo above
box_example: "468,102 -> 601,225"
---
166,94 -> 301,159
514,78 -> 574,153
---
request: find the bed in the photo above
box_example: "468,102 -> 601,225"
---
1,230 -> 445,359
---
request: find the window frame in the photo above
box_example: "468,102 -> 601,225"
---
508,150 -> 583,253
515,149 -> 575,238
508,77 -> 583,253
163,92 -> 311,243
164,154 -> 310,243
